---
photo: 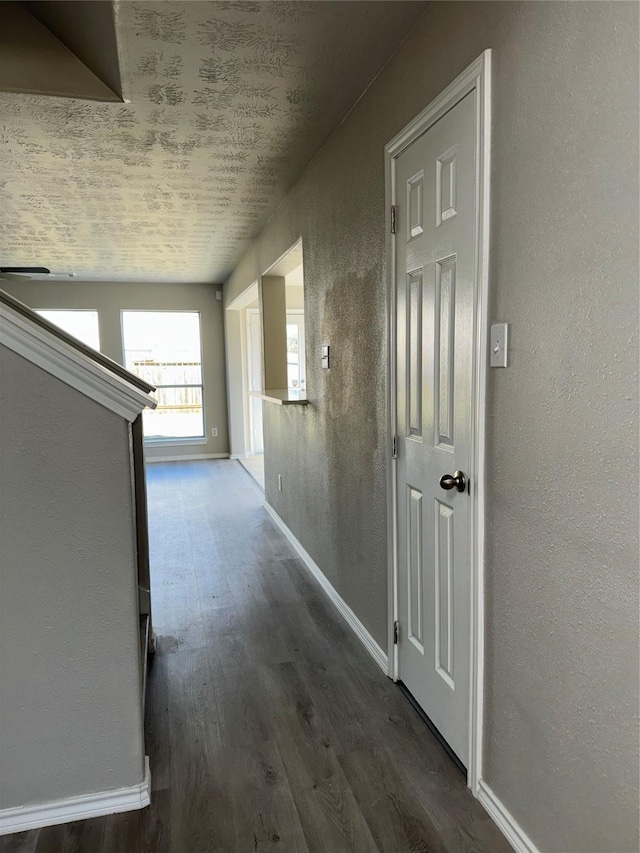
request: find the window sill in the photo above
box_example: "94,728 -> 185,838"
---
143,437 -> 208,446
250,389 -> 309,406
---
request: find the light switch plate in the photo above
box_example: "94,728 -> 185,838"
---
321,344 -> 330,369
490,322 -> 509,368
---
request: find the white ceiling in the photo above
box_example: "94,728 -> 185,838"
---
0,1 -> 426,284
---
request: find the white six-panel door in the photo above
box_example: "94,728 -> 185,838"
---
396,90 -> 476,767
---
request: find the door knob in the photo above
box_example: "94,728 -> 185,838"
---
439,471 -> 466,493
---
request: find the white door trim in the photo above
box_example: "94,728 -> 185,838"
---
384,49 -> 491,795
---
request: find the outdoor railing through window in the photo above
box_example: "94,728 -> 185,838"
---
121,311 -> 204,439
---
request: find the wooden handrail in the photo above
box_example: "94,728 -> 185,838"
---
0,287 -> 155,394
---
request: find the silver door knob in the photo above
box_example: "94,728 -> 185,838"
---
439,471 -> 466,492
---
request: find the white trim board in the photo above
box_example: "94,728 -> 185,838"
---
476,781 -> 540,853
384,49 -> 492,796
145,453 -> 229,463
264,502 -> 388,674
0,758 -> 151,835
0,303 -> 155,422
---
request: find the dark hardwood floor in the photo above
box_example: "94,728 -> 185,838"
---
2,460 -> 510,853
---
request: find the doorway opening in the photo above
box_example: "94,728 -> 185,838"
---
226,281 -> 265,489
225,240 -> 306,492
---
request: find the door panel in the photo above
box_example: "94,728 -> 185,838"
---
436,256 -> 456,448
435,498 -> 454,687
407,485 -> 424,652
396,90 -> 475,767
407,271 -> 423,437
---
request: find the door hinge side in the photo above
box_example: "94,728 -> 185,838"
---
391,435 -> 398,459
393,620 -> 399,644
391,205 -> 397,234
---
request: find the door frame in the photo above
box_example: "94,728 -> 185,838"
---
246,307 -> 263,454
226,280 -> 260,458
384,50 -> 492,795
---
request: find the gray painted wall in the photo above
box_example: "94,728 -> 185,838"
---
2,280 -> 228,460
0,346 -> 145,809
224,3 -> 639,850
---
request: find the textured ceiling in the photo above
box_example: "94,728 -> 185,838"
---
0,1 -> 426,283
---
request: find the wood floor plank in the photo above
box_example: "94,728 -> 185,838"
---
341,664 -> 487,832
201,603 -> 252,672
288,778 -> 381,853
0,830 -> 39,853
227,739 -> 309,853
34,817 -> 105,853
101,788 -> 170,853
438,818 -> 514,853
257,662 -> 380,853
232,598 -> 292,668
166,648 -> 233,853
138,787 -> 170,853
377,730 -> 487,834
144,651 -> 171,793
338,748 -> 448,853
212,662 -> 273,751
258,661 -> 340,791
257,556 -> 314,608
278,602 -> 372,755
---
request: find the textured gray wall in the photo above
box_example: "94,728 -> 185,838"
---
0,346 -> 145,808
2,280 -> 229,460
225,3 -> 639,850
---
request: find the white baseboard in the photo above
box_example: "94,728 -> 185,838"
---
0,757 -> 151,836
145,453 -> 229,463
264,502 -> 389,674
476,780 -> 539,853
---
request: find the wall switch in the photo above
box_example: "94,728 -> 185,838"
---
211,427 -> 218,437
321,344 -> 330,369
216,290 -> 222,300
278,474 -> 283,491
490,323 -> 509,368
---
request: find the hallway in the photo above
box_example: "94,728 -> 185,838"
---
9,461 -> 509,852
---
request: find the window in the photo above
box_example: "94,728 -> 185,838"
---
286,313 -> 306,392
121,311 -> 204,439
36,310 -> 100,350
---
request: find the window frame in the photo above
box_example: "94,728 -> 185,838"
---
120,309 -> 206,443
285,309 -> 306,392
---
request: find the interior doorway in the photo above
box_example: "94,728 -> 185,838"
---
226,281 -> 265,490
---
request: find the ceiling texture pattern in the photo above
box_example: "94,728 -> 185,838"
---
0,1 -> 425,283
